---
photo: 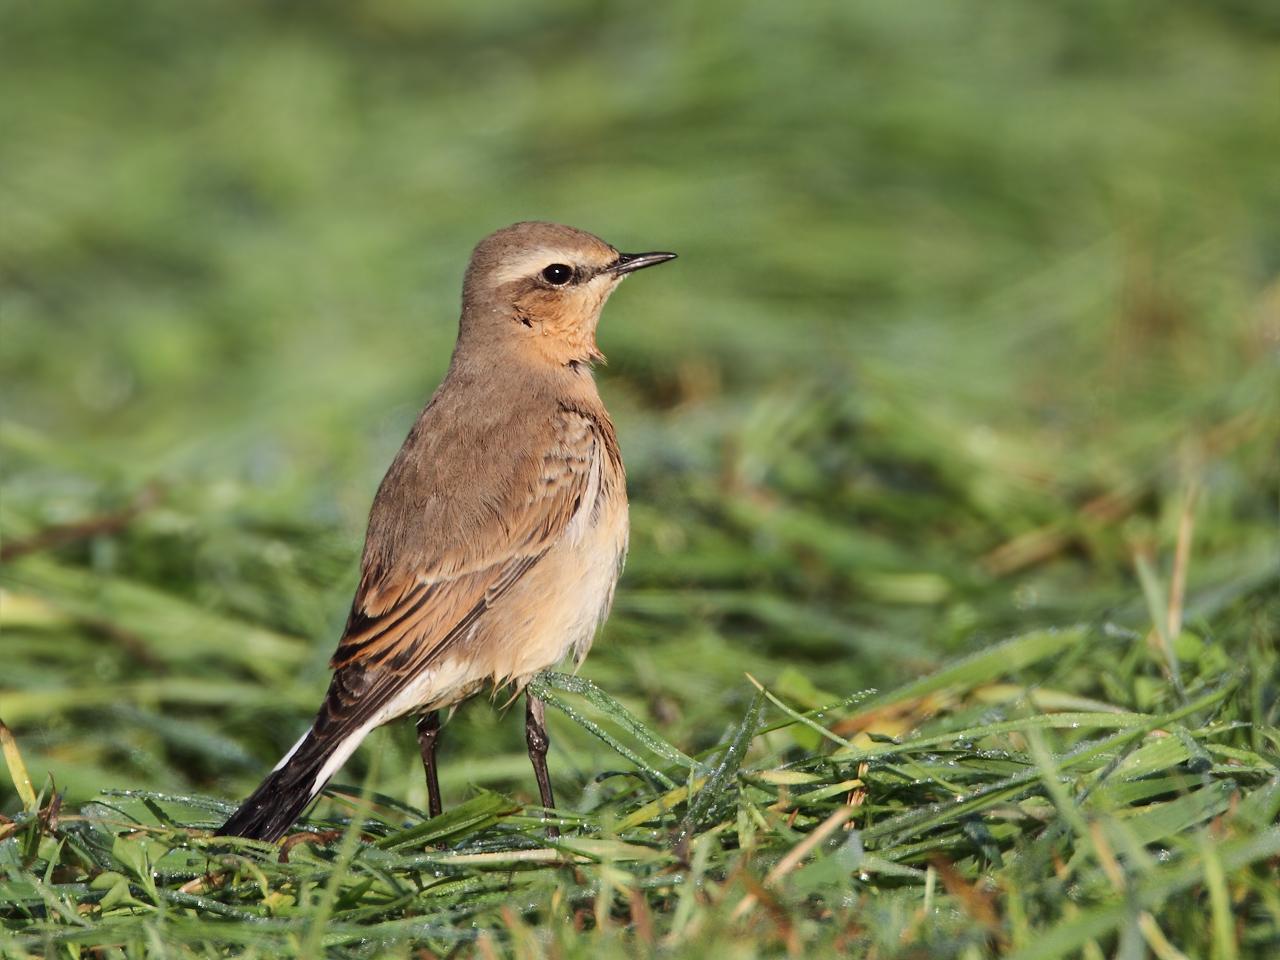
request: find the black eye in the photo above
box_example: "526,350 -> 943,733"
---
541,263 -> 573,285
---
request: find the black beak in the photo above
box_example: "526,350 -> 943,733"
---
608,251 -> 678,275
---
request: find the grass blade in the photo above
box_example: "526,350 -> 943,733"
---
682,690 -> 764,837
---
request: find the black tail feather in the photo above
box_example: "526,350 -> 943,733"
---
216,729 -> 340,842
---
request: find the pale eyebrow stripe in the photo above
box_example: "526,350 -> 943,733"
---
491,251 -> 570,286
490,250 -> 615,286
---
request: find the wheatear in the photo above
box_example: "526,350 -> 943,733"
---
218,222 -> 675,841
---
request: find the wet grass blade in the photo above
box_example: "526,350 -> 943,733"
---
374,792 -> 519,850
535,671 -> 699,771
529,676 -> 680,790
682,690 -> 764,837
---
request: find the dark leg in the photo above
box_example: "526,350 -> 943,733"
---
524,694 -> 559,838
416,711 -> 443,818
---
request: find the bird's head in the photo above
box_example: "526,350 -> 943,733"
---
459,221 -> 675,367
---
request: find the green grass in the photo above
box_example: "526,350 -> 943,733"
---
2,0 -> 1279,956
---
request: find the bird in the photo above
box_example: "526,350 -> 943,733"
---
216,221 -> 676,842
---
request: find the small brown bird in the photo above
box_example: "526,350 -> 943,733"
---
218,222 -> 675,841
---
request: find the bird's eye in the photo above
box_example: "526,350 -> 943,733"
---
541,263 -> 573,285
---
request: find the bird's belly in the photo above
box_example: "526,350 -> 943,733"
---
476,496 -> 628,685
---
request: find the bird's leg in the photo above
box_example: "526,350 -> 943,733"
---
415,711 -> 443,818
524,693 -> 559,838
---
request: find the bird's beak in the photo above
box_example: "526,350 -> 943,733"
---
608,251 -> 678,275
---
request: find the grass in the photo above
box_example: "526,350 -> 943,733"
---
2,0 -> 1279,956
2,627 -> 1278,957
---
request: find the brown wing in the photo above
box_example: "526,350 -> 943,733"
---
330,403 -> 606,677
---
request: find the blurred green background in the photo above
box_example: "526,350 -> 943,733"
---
2,0 -> 1277,815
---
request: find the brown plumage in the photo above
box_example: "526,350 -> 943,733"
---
217,222 -> 674,842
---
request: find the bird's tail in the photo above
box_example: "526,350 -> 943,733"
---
216,721 -> 369,842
